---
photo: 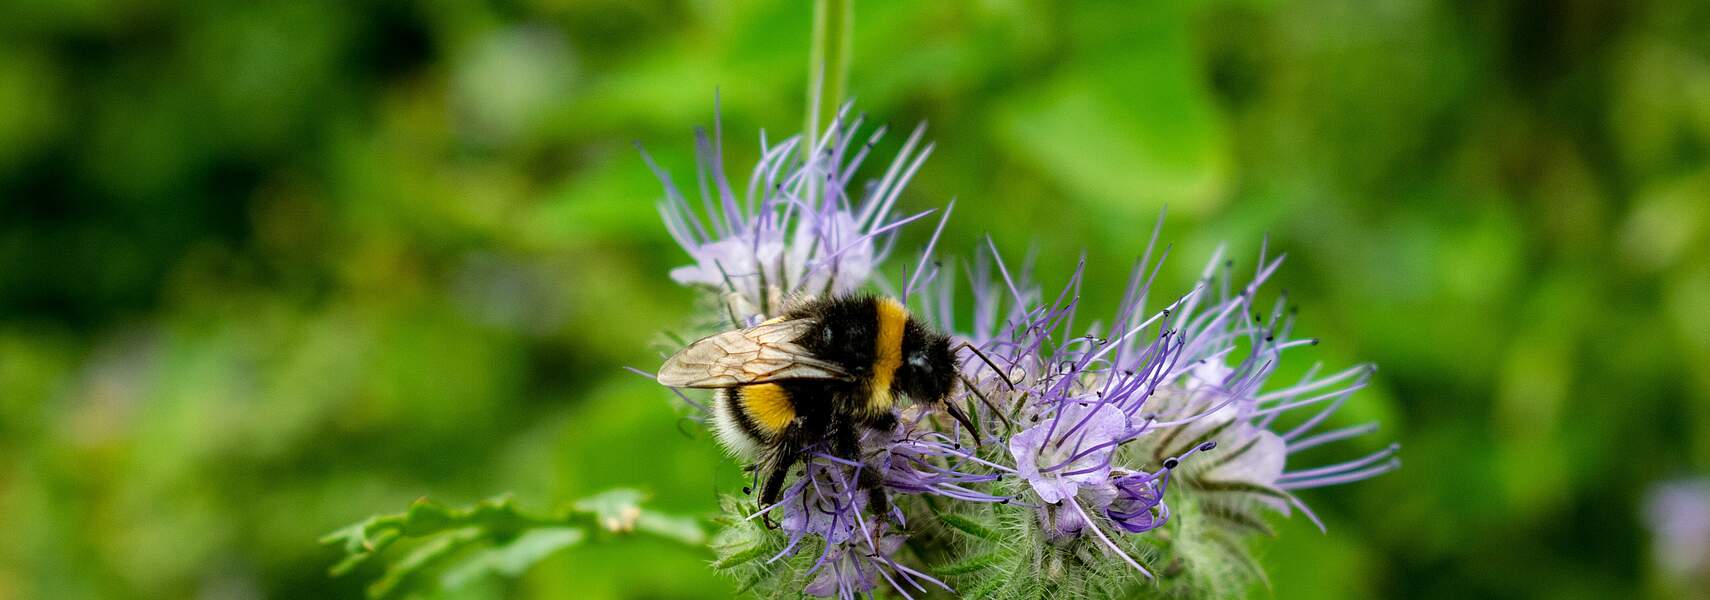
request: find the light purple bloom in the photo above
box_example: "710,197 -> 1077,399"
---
1106,468 -> 1170,534
644,103 -> 935,324
802,531 -> 905,598
931,219 -> 1397,548
1645,477 -> 1710,580
883,412 -> 1012,505
1008,402 -> 1133,504
752,416 -> 975,598
1105,441 -> 1214,534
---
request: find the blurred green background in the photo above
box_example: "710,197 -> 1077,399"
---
3,1 -> 1708,598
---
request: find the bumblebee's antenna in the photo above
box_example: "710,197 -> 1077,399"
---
956,342 -> 1016,391
958,372 -> 1013,430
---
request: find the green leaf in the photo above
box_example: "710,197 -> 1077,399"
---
709,539 -> 770,570
636,511 -> 708,545
322,495 -> 558,578
934,551 -> 1002,576
573,488 -> 707,544
368,529 -> 481,600
732,571 -> 772,595
323,489 -> 705,598
439,527 -> 587,590
963,573 -> 1007,599
574,488 -> 648,533
938,512 -> 1000,541
708,510 -> 770,570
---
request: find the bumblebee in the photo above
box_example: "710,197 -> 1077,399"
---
656,294 -> 976,518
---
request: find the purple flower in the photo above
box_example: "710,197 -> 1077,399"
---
774,457 -> 870,548
802,531 -> 905,598
643,103 -> 935,324
1105,441 -> 1214,534
746,411 -> 991,598
1106,469 -> 1169,534
1036,499 -> 1088,542
1008,402 -> 1133,504
1122,243 -> 1400,529
1645,477 -> 1710,580
759,452 -> 912,599
932,224 -> 1397,558
765,456 -> 936,599
883,411 -> 1012,504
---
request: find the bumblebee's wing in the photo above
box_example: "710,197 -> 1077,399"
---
656,319 -> 850,388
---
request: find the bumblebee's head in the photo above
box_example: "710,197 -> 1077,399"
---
897,319 -> 974,432
897,319 -> 955,401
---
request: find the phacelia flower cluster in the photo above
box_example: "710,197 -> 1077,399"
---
644,103 -> 935,329
647,105 -> 1397,599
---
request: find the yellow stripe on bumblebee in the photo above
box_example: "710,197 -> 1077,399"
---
870,297 -> 909,413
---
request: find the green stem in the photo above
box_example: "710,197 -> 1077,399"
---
805,0 -> 853,149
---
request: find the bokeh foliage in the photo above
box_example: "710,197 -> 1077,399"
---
1,1 -> 1707,598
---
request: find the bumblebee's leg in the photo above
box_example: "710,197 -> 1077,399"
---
758,419 -> 809,529
835,424 -> 890,521
867,411 -> 897,434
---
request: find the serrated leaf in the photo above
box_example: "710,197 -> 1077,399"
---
732,570 -> 773,595
324,489 -> 704,597
708,518 -> 770,570
399,498 -> 456,534
322,517 -> 407,575
324,496 -> 549,578
368,528 -> 481,600
934,551 -> 1002,576
709,540 -> 770,570
574,488 -> 648,533
636,511 -> 706,545
964,572 -> 1006,599
439,527 -> 586,590
938,512 -> 999,540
